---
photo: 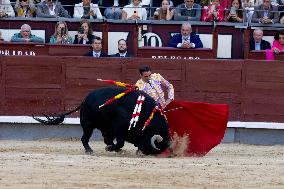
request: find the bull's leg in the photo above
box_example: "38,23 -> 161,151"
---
81,127 -> 94,154
112,122 -> 125,152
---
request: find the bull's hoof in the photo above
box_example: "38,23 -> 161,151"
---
105,145 -> 115,152
85,149 -> 94,155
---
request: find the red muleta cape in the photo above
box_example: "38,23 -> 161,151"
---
164,100 -> 229,156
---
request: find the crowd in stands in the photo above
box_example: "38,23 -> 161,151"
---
1,0 -> 284,58
0,0 -> 283,23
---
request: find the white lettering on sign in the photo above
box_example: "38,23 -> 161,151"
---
0,49 -> 36,56
151,55 -> 200,60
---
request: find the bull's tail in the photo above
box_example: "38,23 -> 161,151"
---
32,105 -> 81,125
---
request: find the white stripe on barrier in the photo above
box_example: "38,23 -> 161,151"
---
0,116 -> 284,129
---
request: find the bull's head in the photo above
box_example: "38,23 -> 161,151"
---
137,112 -> 171,155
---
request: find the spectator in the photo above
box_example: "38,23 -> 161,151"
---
49,21 -> 72,44
251,0 -> 279,23
73,0 -> 102,19
249,29 -> 271,50
0,0 -> 15,17
169,22 -> 203,48
36,0 -> 70,18
153,0 -> 174,20
278,0 -> 284,23
271,29 -> 284,54
0,30 -> 4,41
104,0 -> 129,19
14,0 -> 36,17
85,37 -> 108,57
122,0 -> 147,20
11,24 -> 44,43
174,0 -> 201,21
73,19 -> 95,44
201,0 -> 225,22
242,0 -> 254,22
110,39 -> 130,57
224,0 -> 243,22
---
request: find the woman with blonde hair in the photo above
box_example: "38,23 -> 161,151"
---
49,21 -> 72,44
14,0 -> 36,17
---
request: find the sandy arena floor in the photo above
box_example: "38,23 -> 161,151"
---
0,139 -> 284,189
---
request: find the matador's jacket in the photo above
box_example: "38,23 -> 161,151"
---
135,73 -> 174,108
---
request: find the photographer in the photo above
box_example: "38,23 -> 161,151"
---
73,20 -> 95,44
224,0 -> 243,22
73,0 -> 103,19
122,0 -> 147,20
49,21 -> 72,44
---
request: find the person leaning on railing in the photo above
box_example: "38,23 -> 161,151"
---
49,21 -> 72,44
153,0 -> 174,20
36,0 -> 70,18
224,0 -> 243,22
122,0 -> 147,20
14,0 -> 36,17
251,0 -> 279,24
271,29 -> 284,54
10,24 -> 44,43
201,0 -> 225,22
174,0 -> 201,21
0,0 -> 15,17
73,0 -> 102,19
73,19 -> 96,44
168,22 -> 203,48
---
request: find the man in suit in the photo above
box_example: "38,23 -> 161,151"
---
110,39 -> 130,57
249,29 -> 271,50
169,22 -> 203,48
85,37 -> 108,57
251,0 -> 279,24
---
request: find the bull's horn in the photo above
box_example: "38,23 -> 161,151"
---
151,135 -> 163,151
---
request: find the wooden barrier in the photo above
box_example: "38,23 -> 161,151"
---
0,42 -> 92,56
1,56 -> 284,122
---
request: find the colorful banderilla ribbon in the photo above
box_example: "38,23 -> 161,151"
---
128,94 -> 145,130
97,79 -> 135,88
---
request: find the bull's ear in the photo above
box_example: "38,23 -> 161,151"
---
151,135 -> 163,151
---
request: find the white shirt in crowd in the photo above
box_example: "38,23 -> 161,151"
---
73,2 -> 103,19
123,3 -> 147,20
0,0 -> 15,17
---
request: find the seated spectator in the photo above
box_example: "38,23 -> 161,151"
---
249,29 -> 271,50
104,0 -> 129,19
14,0 -> 36,17
271,29 -> 284,54
58,0 -> 82,17
251,0 -> 279,23
0,0 -> 15,17
0,30 -> 4,41
73,0 -> 102,19
110,39 -> 130,57
11,24 -> 44,43
122,0 -> 147,20
224,0 -> 243,22
201,0 -> 225,22
49,21 -> 72,44
278,0 -> 284,23
73,19 -> 95,44
174,0 -> 201,21
85,37 -> 108,57
242,0 -> 254,22
153,0 -> 174,20
36,0 -> 70,18
169,22 -> 203,48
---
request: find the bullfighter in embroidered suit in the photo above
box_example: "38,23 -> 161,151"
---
135,66 -> 174,109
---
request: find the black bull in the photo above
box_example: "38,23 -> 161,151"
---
34,87 -> 171,155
